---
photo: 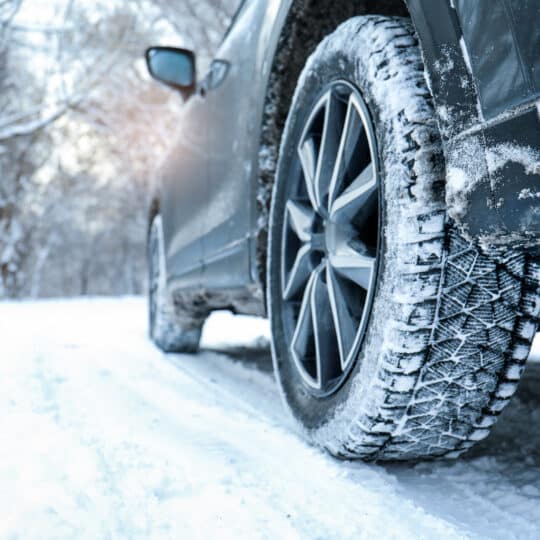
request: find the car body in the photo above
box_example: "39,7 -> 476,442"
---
147,0 -> 540,318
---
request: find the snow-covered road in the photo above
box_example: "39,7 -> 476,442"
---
1,298 -> 539,539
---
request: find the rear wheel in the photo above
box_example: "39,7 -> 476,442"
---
268,16 -> 539,460
148,214 -> 201,353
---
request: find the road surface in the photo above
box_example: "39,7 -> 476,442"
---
0,298 -> 539,539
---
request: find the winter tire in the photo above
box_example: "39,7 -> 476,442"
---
267,16 -> 540,460
148,214 -> 201,353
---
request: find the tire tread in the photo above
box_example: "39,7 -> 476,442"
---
313,17 -> 539,460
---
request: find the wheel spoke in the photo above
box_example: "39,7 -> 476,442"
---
283,243 -> 312,300
326,264 -> 358,370
330,163 -> 376,224
329,242 -> 375,290
286,200 -> 315,243
328,99 -> 356,207
310,264 -> 339,387
313,91 -> 344,213
291,270 -> 317,384
298,137 -> 319,211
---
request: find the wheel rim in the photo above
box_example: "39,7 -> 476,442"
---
280,81 -> 380,397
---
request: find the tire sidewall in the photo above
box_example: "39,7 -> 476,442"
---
269,46 -> 391,429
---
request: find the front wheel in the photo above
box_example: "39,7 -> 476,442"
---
267,16 -> 539,460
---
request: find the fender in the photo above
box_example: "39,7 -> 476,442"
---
406,0 -> 540,247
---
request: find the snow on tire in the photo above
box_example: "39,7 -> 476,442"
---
268,16 -> 540,460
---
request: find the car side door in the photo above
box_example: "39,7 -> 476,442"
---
159,86 -> 209,290
201,0 -> 268,288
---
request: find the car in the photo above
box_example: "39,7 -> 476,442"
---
144,0 -> 540,461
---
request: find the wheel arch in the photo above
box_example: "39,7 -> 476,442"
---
255,0 -> 409,295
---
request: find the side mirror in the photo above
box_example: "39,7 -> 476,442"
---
145,46 -> 196,100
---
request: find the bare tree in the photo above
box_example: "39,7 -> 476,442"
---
0,0 -> 239,298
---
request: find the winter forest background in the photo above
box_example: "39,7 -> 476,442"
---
0,0 -> 239,298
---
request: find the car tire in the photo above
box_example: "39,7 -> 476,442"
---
148,214 -> 201,353
267,16 -> 539,460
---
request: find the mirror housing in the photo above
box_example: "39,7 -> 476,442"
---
145,46 -> 196,100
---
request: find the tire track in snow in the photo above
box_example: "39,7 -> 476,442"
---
1,298 -> 539,539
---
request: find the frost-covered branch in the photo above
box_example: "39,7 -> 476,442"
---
0,101 -> 74,140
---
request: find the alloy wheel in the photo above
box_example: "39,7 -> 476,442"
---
280,81 -> 380,396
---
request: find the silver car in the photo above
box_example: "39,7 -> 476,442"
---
145,0 -> 540,461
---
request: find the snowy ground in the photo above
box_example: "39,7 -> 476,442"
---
0,298 -> 539,540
